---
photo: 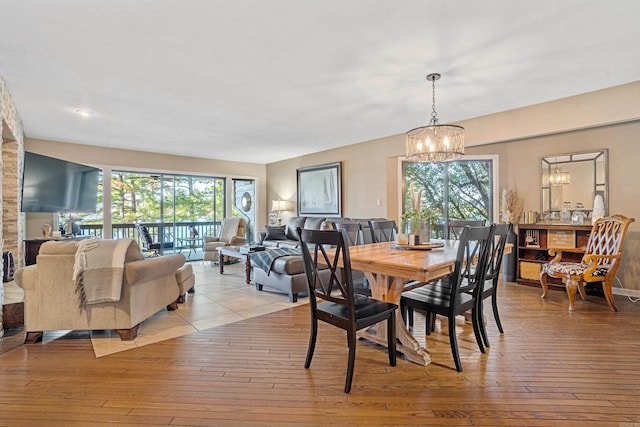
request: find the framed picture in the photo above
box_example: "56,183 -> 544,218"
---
297,162 -> 342,216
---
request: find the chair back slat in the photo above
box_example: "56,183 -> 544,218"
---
450,225 -> 494,299
368,220 -> 398,243
448,219 -> 486,240
485,223 -> 512,282
299,228 -> 356,311
584,215 -> 635,267
335,222 -> 364,246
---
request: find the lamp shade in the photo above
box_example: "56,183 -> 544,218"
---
405,73 -> 464,163
271,200 -> 288,211
406,124 -> 465,162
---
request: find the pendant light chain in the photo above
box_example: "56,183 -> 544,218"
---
405,72 -> 464,163
430,76 -> 439,126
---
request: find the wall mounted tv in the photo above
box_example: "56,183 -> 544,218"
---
21,152 -> 100,213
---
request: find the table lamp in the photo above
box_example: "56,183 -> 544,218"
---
271,200 -> 288,225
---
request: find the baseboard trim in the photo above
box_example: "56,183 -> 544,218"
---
612,287 -> 640,298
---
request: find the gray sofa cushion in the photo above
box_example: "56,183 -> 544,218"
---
304,217 -> 326,230
285,217 -> 307,241
271,255 -> 305,275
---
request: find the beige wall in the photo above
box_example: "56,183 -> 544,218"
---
24,138 -> 268,233
265,82 -> 640,291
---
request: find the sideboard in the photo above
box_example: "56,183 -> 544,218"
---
517,223 -> 593,291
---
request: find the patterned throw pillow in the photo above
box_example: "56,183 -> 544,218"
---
264,225 -> 287,241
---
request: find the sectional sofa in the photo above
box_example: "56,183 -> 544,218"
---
252,216 -> 384,302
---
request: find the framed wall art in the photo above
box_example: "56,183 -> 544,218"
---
297,162 -> 342,216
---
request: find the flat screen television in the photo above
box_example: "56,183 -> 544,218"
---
21,152 -> 100,213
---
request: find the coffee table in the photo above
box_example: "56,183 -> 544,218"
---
217,246 -> 267,284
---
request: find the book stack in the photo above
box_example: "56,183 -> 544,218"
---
239,245 -> 266,254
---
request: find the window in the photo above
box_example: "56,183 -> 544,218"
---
402,156 -> 497,239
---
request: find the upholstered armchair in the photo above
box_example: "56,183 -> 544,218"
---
203,217 -> 247,262
540,214 -> 635,311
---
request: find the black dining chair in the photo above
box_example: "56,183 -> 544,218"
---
426,223 -> 512,348
400,225 -> 494,372
368,219 -> 398,243
298,228 -> 398,393
448,219 -> 486,239
335,222 -> 370,296
477,222 -> 512,347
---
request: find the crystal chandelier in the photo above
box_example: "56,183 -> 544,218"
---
542,157 -> 571,186
548,166 -> 571,185
406,73 -> 464,162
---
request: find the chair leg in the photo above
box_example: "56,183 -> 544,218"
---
577,281 -> 588,301
345,329 -> 357,393
448,316 -> 463,372
424,310 -> 432,336
472,308 -> 486,354
429,312 -> 436,334
477,301 -> 490,349
304,318 -> 318,369
387,312 -> 397,367
540,272 -> 549,299
492,291 -> 504,334
565,278 -> 579,311
603,278 -> 618,312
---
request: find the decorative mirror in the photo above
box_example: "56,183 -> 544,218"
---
540,149 -> 608,219
240,192 -> 252,212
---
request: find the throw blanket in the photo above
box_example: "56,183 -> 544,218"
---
250,248 -> 300,276
73,238 -> 133,306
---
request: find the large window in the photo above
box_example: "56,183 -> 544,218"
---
402,157 -> 496,239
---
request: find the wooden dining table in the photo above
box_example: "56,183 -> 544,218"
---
347,240 -> 460,366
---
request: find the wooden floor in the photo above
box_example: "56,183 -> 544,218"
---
2,281 -> 640,426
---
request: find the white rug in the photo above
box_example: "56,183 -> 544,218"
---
89,261 -> 307,357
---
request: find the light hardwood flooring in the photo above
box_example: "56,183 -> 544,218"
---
1,263 -> 640,426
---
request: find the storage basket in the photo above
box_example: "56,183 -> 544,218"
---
519,261 -> 542,280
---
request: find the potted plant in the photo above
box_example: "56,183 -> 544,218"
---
401,183 -> 430,245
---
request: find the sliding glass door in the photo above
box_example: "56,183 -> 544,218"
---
402,158 -> 494,239
110,171 -> 226,257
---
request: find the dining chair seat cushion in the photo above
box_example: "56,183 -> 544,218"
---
318,295 -> 398,324
542,262 -> 609,278
402,284 -> 475,308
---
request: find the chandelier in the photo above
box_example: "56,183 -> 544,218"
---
547,166 -> 571,185
406,73 -> 464,162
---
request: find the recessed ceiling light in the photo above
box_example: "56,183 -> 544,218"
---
74,108 -> 94,117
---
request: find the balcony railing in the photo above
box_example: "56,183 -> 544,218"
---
79,221 -> 222,259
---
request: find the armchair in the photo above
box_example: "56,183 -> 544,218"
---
135,223 -> 174,257
540,214 -> 635,311
203,217 -> 247,263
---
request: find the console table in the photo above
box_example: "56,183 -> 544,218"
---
24,236 -> 92,266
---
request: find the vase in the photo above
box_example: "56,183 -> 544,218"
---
42,224 -> 52,239
503,227 -> 518,282
404,218 -> 430,245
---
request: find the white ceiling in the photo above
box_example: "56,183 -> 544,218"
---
1,1 -> 639,164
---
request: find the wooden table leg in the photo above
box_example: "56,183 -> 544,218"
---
245,254 -> 251,284
219,253 -> 225,274
361,272 -> 432,366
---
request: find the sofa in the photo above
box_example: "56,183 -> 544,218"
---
259,216 -> 381,248
15,239 -> 186,342
252,216 -> 384,301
